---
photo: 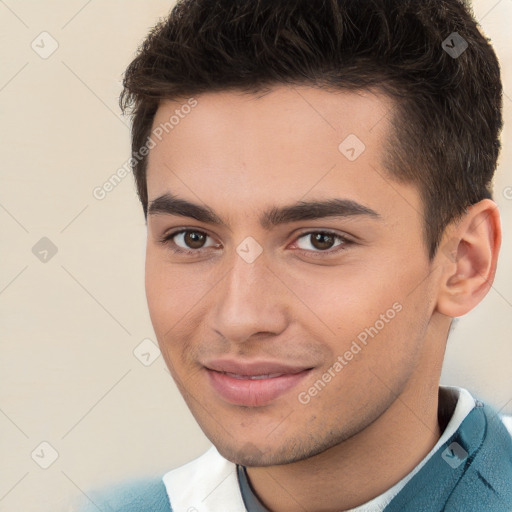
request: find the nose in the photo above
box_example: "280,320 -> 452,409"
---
209,249 -> 289,345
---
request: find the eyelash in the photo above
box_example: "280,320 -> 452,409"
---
157,229 -> 353,258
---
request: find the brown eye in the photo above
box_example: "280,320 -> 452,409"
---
310,233 -> 336,250
296,232 -> 341,251
164,230 -> 219,252
183,231 -> 207,249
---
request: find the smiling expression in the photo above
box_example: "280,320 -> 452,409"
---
144,85 -> 446,466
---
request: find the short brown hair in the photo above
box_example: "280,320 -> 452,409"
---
120,0 -> 502,258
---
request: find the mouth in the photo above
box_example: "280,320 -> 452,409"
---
203,359 -> 314,407
220,372 -> 290,380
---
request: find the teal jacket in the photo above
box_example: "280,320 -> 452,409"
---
77,402 -> 512,511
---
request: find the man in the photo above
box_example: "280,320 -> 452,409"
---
80,0 -> 512,510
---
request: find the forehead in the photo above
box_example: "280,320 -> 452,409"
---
145,85 -> 415,223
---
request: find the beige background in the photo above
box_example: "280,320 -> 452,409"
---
0,1 -> 511,511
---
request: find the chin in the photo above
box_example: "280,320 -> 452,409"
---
209,430 -> 341,468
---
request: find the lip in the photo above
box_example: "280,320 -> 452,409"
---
204,359 -> 313,407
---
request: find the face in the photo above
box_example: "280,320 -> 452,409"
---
145,85 -> 443,466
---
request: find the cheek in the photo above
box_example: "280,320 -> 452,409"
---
287,257 -> 430,366
144,255 -> 200,380
144,248 -> 220,370
283,263 -> 396,335
145,251 -> 170,332
145,249 -> 199,337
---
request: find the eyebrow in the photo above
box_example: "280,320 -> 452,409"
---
147,193 -> 381,229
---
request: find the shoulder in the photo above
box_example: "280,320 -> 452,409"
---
73,447 -> 241,512
74,476 -> 172,512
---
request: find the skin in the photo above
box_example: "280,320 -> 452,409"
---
144,85 -> 501,511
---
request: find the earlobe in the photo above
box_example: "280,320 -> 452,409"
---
435,199 -> 501,318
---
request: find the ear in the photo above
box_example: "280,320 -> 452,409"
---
435,199 -> 501,317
